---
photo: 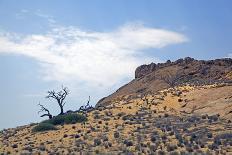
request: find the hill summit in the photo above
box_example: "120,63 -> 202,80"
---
97,57 -> 232,107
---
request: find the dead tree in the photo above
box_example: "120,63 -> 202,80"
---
46,86 -> 69,115
78,96 -> 93,113
38,103 -> 53,119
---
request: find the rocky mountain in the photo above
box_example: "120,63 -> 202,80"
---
97,57 -> 232,107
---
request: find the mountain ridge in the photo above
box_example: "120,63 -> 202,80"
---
97,57 -> 232,107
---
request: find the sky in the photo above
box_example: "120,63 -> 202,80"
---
0,0 -> 232,129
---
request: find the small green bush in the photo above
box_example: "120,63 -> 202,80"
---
32,123 -> 57,132
42,113 -> 87,125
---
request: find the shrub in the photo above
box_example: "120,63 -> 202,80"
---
126,141 -> 133,147
117,112 -> 126,117
42,113 -> 87,125
108,142 -> 112,147
123,139 -> 133,147
39,145 -> 46,151
170,151 -> 180,155
157,150 -> 166,155
201,114 -> 207,119
215,132 -> 232,140
150,135 -> 157,143
94,114 -> 100,119
102,135 -> 108,141
94,138 -> 101,146
63,134 -> 68,138
164,113 -> 169,117
114,132 -> 120,138
32,123 -> 57,132
190,133 -> 197,141
186,146 -> 193,152
167,144 -> 177,152
208,115 -> 219,122
12,144 -> 18,148
75,134 -> 80,138
178,98 -> 183,102
207,132 -> 213,138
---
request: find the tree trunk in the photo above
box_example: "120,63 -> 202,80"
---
59,104 -> 64,115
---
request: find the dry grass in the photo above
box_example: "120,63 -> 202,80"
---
0,84 -> 232,154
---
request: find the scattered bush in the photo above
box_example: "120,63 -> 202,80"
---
208,115 -> 219,122
102,135 -> 108,141
150,135 -> 157,143
117,112 -> 126,117
201,114 -> 207,119
207,132 -> 213,138
170,151 -> 180,155
190,133 -> 197,141
93,114 -> 101,119
157,150 -> 166,155
94,138 -> 101,146
208,143 -> 218,150
32,123 -> 57,132
11,144 -> 18,148
42,113 -> 87,125
108,142 -> 112,147
167,144 -> 177,152
164,113 -> 169,117
214,132 -> 232,140
161,134 -> 167,140
125,141 -> 133,147
150,145 -> 157,152
187,116 -> 200,123
185,146 -> 193,152
114,132 -> 120,138
178,98 -> 183,102
38,145 -> 46,151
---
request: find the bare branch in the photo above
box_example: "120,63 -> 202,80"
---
38,103 -> 52,119
45,86 -> 70,115
77,96 -> 93,113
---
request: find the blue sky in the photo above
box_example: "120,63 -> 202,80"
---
0,0 -> 232,129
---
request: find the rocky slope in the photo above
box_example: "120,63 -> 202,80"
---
1,57 -> 232,154
96,57 -> 232,107
0,84 -> 232,154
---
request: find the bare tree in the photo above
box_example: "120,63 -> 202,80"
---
38,103 -> 53,119
46,86 -> 69,115
78,96 -> 93,113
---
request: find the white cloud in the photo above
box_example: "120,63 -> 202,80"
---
0,23 -> 187,88
20,9 -> 29,13
34,10 -> 56,25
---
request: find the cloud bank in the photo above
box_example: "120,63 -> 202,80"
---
0,24 -> 187,88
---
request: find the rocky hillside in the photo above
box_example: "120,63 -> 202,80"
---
1,57 -> 232,154
1,84 -> 232,154
97,57 -> 232,107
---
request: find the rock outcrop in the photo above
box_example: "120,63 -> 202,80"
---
97,57 -> 232,107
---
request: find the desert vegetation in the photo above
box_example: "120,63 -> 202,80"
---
0,84 -> 232,154
1,58 -> 232,154
31,86 -> 89,133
